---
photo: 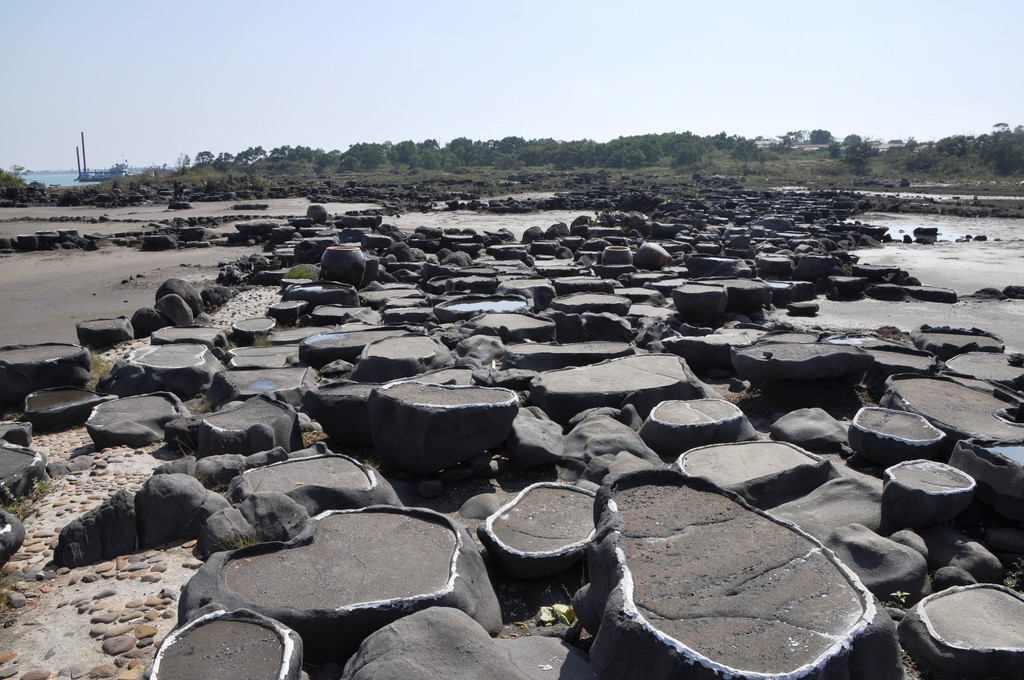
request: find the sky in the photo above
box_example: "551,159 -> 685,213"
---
3,0 -> 1022,171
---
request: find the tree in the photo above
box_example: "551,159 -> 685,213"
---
731,139 -> 761,162
8,164 -> 27,178
176,153 -> 191,171
809,129 -> 833,144
842,136 -> 876,174
194,151 -> 215,166
213,152 -> 235,170
235,146 -> 267,165
828,142 -> 842,159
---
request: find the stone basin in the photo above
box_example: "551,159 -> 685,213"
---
433,295 -> 530,323
227,453 -> 400,514
180,506 -> 501,663
298,327 -> 412,369
880,374 -> 1024,447
898,584 -> 1024,680
882,459 -> 976,529
368,381 -> 518,474
849,407 -> 946,466
639,398 -> 757,458
583,469 -> 884,680
676,440 -> 832,509
152,608 -> 302,680
23,387 -> 115,431
0,343 -> 92,407
478,482 -> 595,579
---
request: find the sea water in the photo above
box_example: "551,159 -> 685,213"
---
23,172 -> 80,187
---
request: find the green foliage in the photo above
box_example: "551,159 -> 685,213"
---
285,264 -> 319,280
0,168 -> 27,189
809,129 -> 833,144
128,122 -> 1024,186
889,590 -> 910,607
85,349 -> 114,392
1,479 -> 53,521
1004,559 -> 1023,593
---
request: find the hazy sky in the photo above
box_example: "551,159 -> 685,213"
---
3,0 -> 1022,171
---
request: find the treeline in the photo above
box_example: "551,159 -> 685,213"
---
180,125 -> 1024,178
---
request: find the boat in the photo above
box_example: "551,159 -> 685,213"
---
75,132 -> 133,183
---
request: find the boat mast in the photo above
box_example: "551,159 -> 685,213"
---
76,147 -> 82,176
81,132 -> 88,173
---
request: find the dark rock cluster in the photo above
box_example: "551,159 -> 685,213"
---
3,190 -> 1024,679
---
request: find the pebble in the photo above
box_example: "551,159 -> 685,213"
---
115,666 -> 145,680
100,636 -> 135,656
19,670 -> 52,680
103,624 -> 135,639
87,664 -> 119,678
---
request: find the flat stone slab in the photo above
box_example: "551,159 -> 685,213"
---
196,394 -> 301,457
150,326 -> 228,350
0,343 -> 91,407
180,507 -> 501,663
640,398 -> 757,458
950,439 -> 1024,521
433,295 -> 531,323
881,374 -> 1024,446
670,283 -> 728,321
549,292 -> 632,316
205,367 -> 316,409
502,341 -> 634,372
849,407 -> 946,466
945,351 -> 1024,391
731,342 -> 874,384
882,459 -> 976,529
281,282 -> 359,308
461,312 -> 557,343
350,335 -> 455,383
85,392 -> 190,449
299,327 -> 413,369
910,325 -> 1004,360
478,482 -> 596,579
899,584 -> 1024,680
676,440 -> 832,509
230,318 -> 277,344
307,305 -> 382,327
226,346 -> 300,369
660,330 -> 764,371
227,453 -> 401,515
528,353 -> 711,424
152,608 -> 303,680
23,387 -> 116,431
368,381 -> 518,474
584,469 -> 883,680
98,343 -> 221,399
75,316 -> 134,349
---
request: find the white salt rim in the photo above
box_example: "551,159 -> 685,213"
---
604,491 -> 876,680
481,482 -> 597,558
915,584 -> 1024,652
150,608 -> 296,680
883,459 -> 977,495
377,380 -> 517,409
